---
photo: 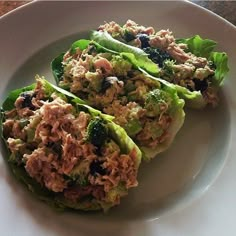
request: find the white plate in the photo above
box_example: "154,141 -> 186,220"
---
0,1 -> 236,235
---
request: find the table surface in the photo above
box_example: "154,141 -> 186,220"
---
0,0 -> 236,26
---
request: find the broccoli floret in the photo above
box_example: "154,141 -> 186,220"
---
162,60 -> 175,79
144,89 -> 171,117
87,118 -> 108,148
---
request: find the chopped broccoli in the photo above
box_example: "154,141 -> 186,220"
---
69,160 -> 90,186
87,117 -> 108,148
162,59 -> 175,81
9,152 -> 22,164
26,128 -> 35,142
111,55 -> 132,77
144,89 -> 171,117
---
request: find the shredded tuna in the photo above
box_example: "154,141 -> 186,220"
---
94,57 -> 113,74
104,101 -> 145,127
167,42 -> 191,63
149,29 -> 175,49
98,21 -> 122,35
24,147 -> 67,192
89,148 -> 138,192
136,115 -> 172,147
61,134 -> 96,174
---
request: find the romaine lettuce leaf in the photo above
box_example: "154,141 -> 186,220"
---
91,31 -> 159,76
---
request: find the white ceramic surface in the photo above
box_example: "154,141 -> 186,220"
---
0,1 -> 236,236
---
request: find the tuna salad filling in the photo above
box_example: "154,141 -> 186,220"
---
95,20 -> 229,107
1,78 -> 141,211
53,41 -> 184,159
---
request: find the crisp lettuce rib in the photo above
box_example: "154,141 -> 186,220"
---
1,77 -> 142,211
91,31 -> 159,76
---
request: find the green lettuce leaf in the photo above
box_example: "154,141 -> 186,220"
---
1,77 -> 142,211
2,84 -> 35,111
91,31 -> 159,76
70,39 -> 91,55
107,120 -> 142,167
209,51 -> 229,86
176,35 -> 217,58
51,53 -> 64,85
174,85 -> 207,109
91,29 -> 229,109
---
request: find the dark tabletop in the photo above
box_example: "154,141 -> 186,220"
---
192,0 -> 236,26
0,1 -> 235,26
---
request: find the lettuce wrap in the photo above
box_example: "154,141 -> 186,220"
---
51,39 -> 185,160
91,20 -> 229,109
1,77 -> 142,211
